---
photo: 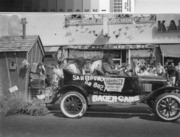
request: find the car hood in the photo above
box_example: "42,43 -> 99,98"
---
138,76 -> 167,82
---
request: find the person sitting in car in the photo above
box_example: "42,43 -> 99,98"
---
66,57 -> 86,74
90,59 -> 102,74
138,67 -> 151,76
156,63 -> 165,76
101,54 -> 120,75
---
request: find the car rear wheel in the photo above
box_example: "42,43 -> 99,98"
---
154,93 -> 180,122
60,91 -> 87,118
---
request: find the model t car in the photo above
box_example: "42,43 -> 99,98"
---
51,69 -> 180,122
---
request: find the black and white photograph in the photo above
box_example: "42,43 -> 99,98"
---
0,1 -> 180,137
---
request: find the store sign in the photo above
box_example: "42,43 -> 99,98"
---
65,14 -> 156,26
66,18 -> 133,26
90,44 -> 152,50
92,95 -> 140,103
157,20 -> 180,32
109,18 -> 133,24
67,19 -> 103,26
134,14 -> 156,24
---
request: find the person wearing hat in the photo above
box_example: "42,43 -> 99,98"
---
101,54 -> 119,75
66,57 -> 86,74
156,63 -> 165,76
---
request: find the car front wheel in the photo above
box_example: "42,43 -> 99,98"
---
60,91 -> 87,118
154,93 -> 180,122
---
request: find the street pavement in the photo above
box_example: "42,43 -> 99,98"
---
1,104 -> 180,137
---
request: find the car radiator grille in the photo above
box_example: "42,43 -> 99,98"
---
142,83 -> 152,92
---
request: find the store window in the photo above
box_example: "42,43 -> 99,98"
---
131,49 -> 152,67
104,50 -> 127,66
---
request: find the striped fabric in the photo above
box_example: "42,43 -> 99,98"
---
113,0 -> 122,12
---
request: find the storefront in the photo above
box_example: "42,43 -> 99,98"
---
51,14 -> 169,67
55,43 -> 155,71
0,13 -> 180,67
160,44 -> 180,65
64,46 -> 126,65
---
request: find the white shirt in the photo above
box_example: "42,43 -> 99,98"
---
67,64 -> 85,74
176,65 -> 180,72
138,71 -> 151,76
53,67 -> 63,78
90,60 -> 102,73
135,66 -> 140,75
156,66 -> 165,74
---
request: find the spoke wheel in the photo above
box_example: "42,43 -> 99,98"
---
60,92 -> 87,118
154,93 -> 180,122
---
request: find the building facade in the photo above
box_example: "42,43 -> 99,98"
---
0,13 -> 180,67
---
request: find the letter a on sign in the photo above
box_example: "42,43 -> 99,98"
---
168,20 -> 177,31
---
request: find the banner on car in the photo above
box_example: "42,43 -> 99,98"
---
72,75 -> 125,92
91,95 -> 140,103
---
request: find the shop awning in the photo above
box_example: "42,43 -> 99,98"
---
44,46 -> 59,52
160,45 -> 180,58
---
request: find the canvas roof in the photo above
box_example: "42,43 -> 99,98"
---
160,44 -> 180,58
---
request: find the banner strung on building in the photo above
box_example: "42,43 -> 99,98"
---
65,14 -> 156,26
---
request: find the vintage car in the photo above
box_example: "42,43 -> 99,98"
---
51,69 -> 180,122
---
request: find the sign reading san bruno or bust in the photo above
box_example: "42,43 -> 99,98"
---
72,75 -> 125,92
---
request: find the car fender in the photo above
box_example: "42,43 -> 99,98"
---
141,86 -> 180,102
52,84 -> 88,104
